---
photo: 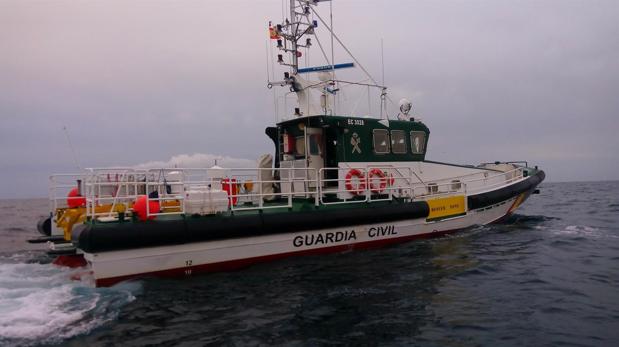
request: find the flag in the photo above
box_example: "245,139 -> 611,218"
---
268,21 -> 280,39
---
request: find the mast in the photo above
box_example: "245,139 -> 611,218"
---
290,0 -> 298,73
267,0 -> 391,119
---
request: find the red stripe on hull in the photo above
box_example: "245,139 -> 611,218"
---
95,228 -> 460,287
53,254 -> 87,268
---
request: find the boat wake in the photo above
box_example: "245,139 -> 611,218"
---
504,214 -> 559,223
0,256 -> 139,347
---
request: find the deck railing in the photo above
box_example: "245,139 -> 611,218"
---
48,164 -> 525,221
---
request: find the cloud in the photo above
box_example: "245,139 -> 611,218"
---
133,153 -> 256,170
1,0 -> 618,198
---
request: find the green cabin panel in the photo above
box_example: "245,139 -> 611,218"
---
274,115 -> 430,164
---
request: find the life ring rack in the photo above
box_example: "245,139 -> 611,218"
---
344,169 -> 366,195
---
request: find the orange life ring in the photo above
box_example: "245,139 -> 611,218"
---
345,169 -> 366,195
368,168 -> 387,193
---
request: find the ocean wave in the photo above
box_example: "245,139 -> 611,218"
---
551,225 -> 617,239
1,227 -> 27,232
487,214 -> 557,234
504,214 -> 559,224
0,252 -> 53,265
0,261 -> 139,347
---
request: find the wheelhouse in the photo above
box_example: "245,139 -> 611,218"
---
266,115 -> 431,180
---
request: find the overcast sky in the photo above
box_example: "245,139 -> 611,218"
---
1,0 -> 618,198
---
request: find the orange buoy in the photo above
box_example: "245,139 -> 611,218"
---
133,195 -> 160,221
221,178 -> 239,206
67,187 -> 86,208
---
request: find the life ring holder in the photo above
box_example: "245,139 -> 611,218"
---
345,169 -> 366,195
368,168 -> 387,193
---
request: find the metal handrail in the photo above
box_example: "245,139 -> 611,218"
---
47,163 -> 529,221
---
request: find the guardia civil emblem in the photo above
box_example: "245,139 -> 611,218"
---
351,132 -> 361,154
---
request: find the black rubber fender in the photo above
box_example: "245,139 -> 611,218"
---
467,170 -> 545,210
73,201 -> 430,253
37,216 -> 51,236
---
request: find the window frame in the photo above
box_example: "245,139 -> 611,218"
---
372,129 -> 391,154
294,136 -> 306,157
410,131 -> 426,154
390,130 -> 407,154
308,134 -> 322,156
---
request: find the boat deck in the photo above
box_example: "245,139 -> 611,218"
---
47,162 -> 538,234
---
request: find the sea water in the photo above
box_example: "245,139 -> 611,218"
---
0,181 -> 618,346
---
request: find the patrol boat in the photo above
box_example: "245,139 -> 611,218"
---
32,0 -> 544,286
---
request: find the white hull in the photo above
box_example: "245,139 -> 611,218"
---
83,193 -> 526,286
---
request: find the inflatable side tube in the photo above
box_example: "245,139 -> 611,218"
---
73,219 -> 187,253
37,216 -> 51,236
467,170 -> 545,210
28,235 -> 65,244
73,201 -> 429,253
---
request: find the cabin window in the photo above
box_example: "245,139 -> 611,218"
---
308,134 -> 323,156
373,129 -> 390,154
410,131 -> 426,154
294,136 -> 305,157
391,130 -> 406,154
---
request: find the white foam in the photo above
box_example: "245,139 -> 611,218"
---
0,262 -> 139,346
564,225 -> 598,233
553,225 -> 616,239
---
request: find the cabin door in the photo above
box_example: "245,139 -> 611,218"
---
305,127 -> 325,188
